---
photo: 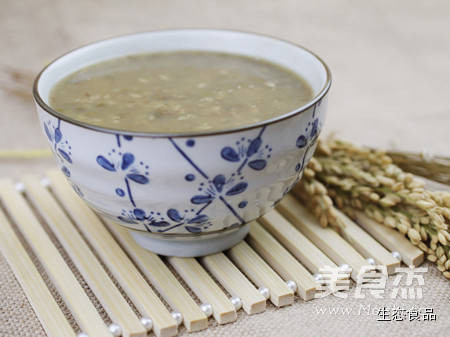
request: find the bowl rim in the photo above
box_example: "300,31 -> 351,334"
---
33,28 -> 332,138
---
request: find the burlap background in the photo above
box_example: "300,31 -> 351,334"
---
1,0 -> 449,336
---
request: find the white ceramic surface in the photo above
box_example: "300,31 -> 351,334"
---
33,29 -> 331,256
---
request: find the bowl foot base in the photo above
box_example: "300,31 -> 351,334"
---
129,224 -> 250,257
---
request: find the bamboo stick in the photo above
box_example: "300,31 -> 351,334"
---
277,195 -> 367,281
0,179 -> 112,337
0,208 -> 76,337
259,210 -> 338,275
335,209 -> 400,274
201,252 -> 266,315
105,221 -> 208,332
227,241 -> 294,307
247,222 -> 316,301
22,176 -> 146,337
0,149 -> 52,159
46,170 -> 177,337
167,257 -> 237,324
353,211 -> 424,267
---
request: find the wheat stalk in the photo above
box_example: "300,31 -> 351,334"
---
296,139 -> 450,279
387,150 -> 450,185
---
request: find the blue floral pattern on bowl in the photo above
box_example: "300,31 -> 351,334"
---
96,134 -> 149,207
38,96 -> 326,236
43,118 -> 73,178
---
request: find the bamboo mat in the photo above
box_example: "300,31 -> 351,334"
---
0,169 -> 427,337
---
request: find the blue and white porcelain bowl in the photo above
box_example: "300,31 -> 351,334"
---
33,29 -> 331,256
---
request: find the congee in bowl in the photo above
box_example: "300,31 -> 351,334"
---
34,29 -> 330,256
49,51 -> 314,132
